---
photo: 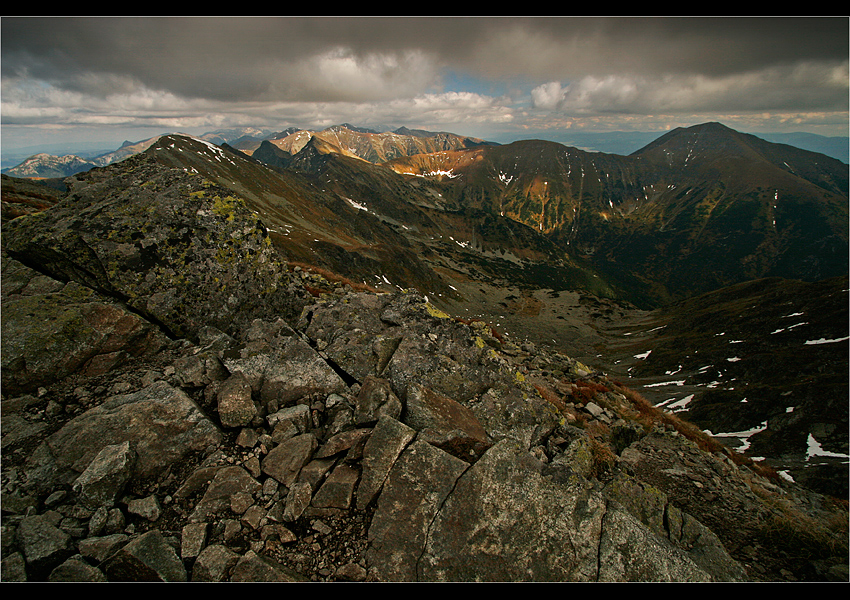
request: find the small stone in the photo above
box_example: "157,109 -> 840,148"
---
126,495 -> 161,522
181,522 -> 209,559
48,556 -> 107,582
217,372 -> 258,428
100,529 -> 186,582
72,441 -> 136,510
192,545 -> 240,582
334,561 -> 367,581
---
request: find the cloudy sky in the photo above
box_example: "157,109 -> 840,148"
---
2,16 -> 848,154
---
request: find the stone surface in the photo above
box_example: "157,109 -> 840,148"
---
72,441 -> 136,510
311,463 -> 360,510
189,466 -> 263,523
261,433 -> 318,487
403,383 -> 491,462
366,440 -> 470,581
15,514 -> 73,574
25,381 -> 222,496
216,371 -> 257,428
192,544 -> 240,582
354,376 -> 402,425
1,262 -> 168,396
356,416 -> 416,511
100,529 -> 187,582
48,556 -> 108,582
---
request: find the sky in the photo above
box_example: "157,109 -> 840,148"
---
2,16 -> 848,155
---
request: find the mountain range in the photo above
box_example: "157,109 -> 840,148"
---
3,121 -> 847,489
1,120 -> 847,581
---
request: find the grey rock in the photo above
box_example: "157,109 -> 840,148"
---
2,154 -> 309,340
48,555 -> 108,582
597,502 -> 711,582
296,457 -> 337,494
71,441 -> 136,510
267,403 -> 311,434
189,465 -> 262,523
552,435 -> 596,480
354,376 -> 402,425
192,544 -> 240,582
366,440 -> 469,581
230,550 -> 305,582
1,259 -> 168,396
419,439 -> 713,582
16,513 -> 73,573
173,352 -> 229,388
77,534 -> 130,564
311,463 -> 360,510
223,329 -> 345,413
282,482 -> 313,521
302,292 -> 397,380
1,413 -> 47,452
100,529 -> 187,582
104,509 -> 125,535
25,381 -> 222,497
335,561 -> 368,582
403,383 -> 491,462
584,401 -> 604,417
216,371 -> 257,428
261,433 -> 318,487
315,428 -> 372,460
282,482 -> 314,522
1,551 -> 28,581
126,495 -> 161,522
87,506 -> 109,537
241,505 -> 267,530
356,416 -> 417,511
472,382 -> 562,450
384,333 -> 493,403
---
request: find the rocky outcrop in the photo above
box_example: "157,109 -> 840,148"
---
2,153 -> 311,341
2,148 -> 846,583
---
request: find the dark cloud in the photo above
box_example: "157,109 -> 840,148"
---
4,17 -> 847,99
1,16 -> 847,148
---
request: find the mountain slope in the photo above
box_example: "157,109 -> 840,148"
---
383,124 -> 848,307
601,275 -> 849,498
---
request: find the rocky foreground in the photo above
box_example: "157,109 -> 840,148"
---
1,153 -> 847,582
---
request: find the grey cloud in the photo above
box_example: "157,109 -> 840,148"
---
4,17 -> 847,102
2,16 -> 846,147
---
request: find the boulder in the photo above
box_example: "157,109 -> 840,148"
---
1,258 -> 169,395
100,530 -> 187,582
71,441 -> 136,509
24,381 -> 222,496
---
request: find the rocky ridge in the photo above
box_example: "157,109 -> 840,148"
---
1,151 -> 847,582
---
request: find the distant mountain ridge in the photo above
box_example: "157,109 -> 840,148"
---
5,122 -> 846,179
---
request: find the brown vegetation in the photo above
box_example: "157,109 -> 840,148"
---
611,382 -> 781,481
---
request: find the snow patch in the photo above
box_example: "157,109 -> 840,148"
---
644,380 -> 686,387
706,420 -> 768,453
806,433 -> 849,461
804,336 -> 849,345
343,197 -> 368,211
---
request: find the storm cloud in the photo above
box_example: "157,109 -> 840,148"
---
2,16 -> 847,150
